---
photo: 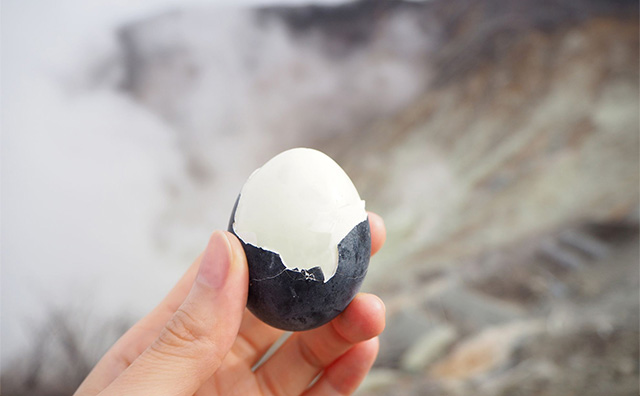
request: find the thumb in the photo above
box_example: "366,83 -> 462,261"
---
101,231 -> 248,396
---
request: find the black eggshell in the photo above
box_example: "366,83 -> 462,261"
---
228,196 -> 371,331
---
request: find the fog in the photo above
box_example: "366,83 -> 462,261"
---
2,0 -> 354,368
2,0 -> 428,368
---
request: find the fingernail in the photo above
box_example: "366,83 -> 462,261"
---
196,231 -> 231,289
372,295 -> 386,315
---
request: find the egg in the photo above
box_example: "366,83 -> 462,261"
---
228,148 -> 371,331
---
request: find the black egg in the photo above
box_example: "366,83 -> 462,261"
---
227,148 -> 371,331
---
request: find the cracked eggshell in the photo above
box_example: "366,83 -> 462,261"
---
228,148 -> 371,331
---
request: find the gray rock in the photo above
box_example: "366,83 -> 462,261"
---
377,307 -> 439,368
557,229 -> 609,259
400,324 -> 458,372
430,320 -> 545,381
423,281 -> 526,332
356,369 -> 402,394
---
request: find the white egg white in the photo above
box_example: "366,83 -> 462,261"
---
232,148 -> 367,282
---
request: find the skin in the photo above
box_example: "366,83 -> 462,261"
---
74,212 -> 387,396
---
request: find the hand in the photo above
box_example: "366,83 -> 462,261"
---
74,213 -> 387,396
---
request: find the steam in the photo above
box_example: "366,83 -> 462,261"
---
2,0 -> 431,368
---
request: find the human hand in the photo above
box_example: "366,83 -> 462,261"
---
74,213 -> 387,396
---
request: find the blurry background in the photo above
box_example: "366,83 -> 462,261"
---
1,0 -> 638,395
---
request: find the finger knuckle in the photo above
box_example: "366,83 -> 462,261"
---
160,308 -> 209,349
297,337 -> 324,370
259,371 -> 290,396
